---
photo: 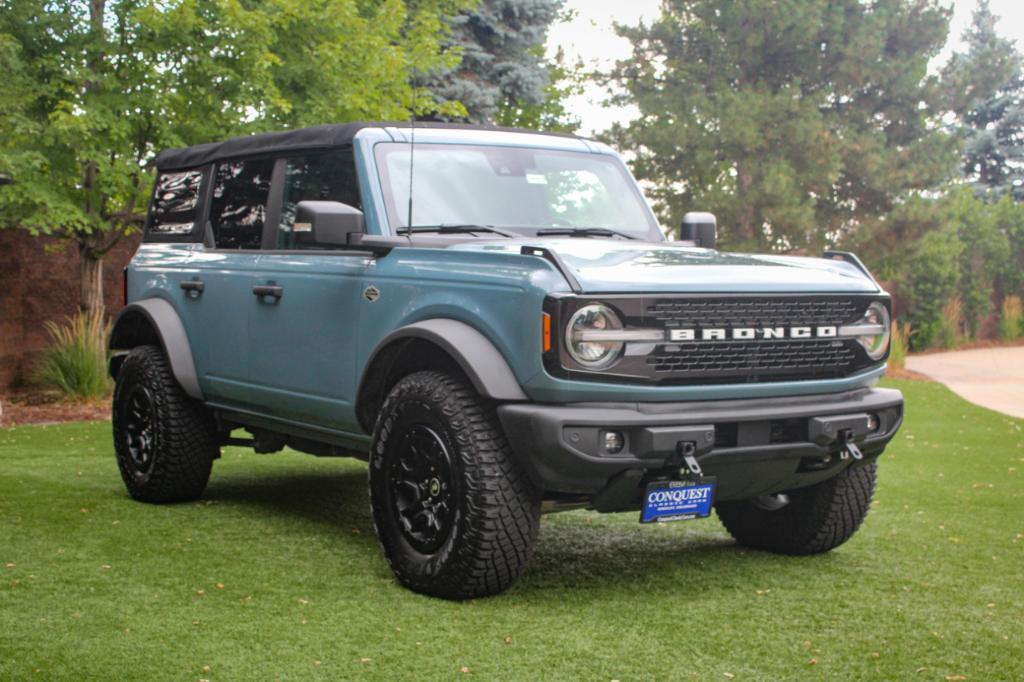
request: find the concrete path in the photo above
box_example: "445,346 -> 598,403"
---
905,346 -> 1024,418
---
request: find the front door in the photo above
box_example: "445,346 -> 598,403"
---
246,148 -> 370,430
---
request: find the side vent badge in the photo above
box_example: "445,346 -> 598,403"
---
363,285 -> 380,302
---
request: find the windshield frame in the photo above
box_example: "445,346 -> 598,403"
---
372,141 -> 665,242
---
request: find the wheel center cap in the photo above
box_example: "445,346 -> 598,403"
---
429,478 -> 441,497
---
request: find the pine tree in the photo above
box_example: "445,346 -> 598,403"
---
429,0 -> 564,124
607,0 -> 956,252
943,0 -> 1024,201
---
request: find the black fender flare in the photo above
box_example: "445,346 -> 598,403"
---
359,318 -> 528,405
109,299 -> 203,400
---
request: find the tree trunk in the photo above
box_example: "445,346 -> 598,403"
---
79,243 -> 104,319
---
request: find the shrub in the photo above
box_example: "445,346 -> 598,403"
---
889,321 -> 912,369
939,297 -> 964,349
903,227 -> 963,350
1000,295 -> 1023,342
34,313 -> 111,399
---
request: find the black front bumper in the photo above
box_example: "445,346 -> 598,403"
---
497,387 -> 903,508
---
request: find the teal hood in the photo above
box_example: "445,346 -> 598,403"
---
450,239 -> 880,294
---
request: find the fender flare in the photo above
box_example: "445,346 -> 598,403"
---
110,299 -> 203,400
360,319 -> 528,403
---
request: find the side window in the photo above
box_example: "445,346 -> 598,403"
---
148,169 -> 203,235
276,148 -> 362,249
209,158 -> 275,249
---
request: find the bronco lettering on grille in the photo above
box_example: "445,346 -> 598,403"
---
668,326 -> 839,342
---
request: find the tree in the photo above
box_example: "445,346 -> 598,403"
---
494,48 -> 584,133
428,0 -> 563,124
943,0 -> 1024,201
0,0 -> 468,317
903,226 -> 963,349
606,0 -> 956,252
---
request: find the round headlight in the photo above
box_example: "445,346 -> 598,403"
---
566,304 -> 624,370
857,301 -> 891,360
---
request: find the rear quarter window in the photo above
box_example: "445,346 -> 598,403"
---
148,169 -> 203,236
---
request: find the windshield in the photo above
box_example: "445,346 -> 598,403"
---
373,143 -> 661,238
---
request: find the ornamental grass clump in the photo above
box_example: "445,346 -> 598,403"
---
34,312 -> 112,400
999,295 -> 1022,342
889,321 -> 912,369
938,297 -> 964,349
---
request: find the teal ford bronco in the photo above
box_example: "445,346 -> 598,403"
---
110,122 -> 903,599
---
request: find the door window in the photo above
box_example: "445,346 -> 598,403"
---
209,158 -> 275,249
276,149 -> 361,249
148,169 -> 203,235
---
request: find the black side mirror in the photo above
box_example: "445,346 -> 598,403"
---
680,212 -> 716,249
294,200 -> 364,247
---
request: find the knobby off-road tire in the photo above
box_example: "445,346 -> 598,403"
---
715,462 -> 877,555
369,370 -> 541,600
112,345 -> 218,503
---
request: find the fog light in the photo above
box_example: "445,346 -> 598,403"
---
867,414 -> 880,432
603,431 -> 625,454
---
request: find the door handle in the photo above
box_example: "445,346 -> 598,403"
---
180,279 -> 204,297
252,284 -> 284,300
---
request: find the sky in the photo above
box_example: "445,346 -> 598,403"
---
547,0 -> 1024,136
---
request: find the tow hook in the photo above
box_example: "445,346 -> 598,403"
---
837,428 -> 864,461
809,414 -> 872,463
677,441 -> 704,478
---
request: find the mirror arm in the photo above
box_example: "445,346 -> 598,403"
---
347,233 -> 409,256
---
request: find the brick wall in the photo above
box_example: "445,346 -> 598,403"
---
0,230 -> 141,391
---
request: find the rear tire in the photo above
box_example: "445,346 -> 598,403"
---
369,370 -> 540,600
112,345 -> 218,503
715,462 -> 877,555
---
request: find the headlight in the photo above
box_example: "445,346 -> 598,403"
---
566,304 -> 624,369
840,301 -> 891,361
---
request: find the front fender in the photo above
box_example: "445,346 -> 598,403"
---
361,318 -> 528,403
109,299 -> 203,400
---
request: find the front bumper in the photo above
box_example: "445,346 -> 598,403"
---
497,387 -> 903,507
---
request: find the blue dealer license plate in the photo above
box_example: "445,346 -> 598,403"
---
640,479 -> 716,523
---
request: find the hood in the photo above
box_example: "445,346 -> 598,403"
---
450,239 -> 880,294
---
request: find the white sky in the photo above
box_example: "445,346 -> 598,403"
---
547,0 -> 1024,136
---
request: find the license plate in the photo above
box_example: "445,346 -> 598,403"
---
640,478 -> 716,523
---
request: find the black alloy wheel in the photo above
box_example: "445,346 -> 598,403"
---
121,384 -> 158,481
387,424 -> 458,553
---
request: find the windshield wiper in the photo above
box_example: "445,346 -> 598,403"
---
397,224 -> 517,238
535,227 -> 638,240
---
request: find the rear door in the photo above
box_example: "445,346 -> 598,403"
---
246,148 -> 371,430
180,157 -> 275,408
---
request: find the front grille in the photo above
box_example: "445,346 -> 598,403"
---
646,297 -> 865,329
638,296 -> 874,384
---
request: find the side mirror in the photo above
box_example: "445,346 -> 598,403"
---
294,200 -> 364,247
680,212 -> 716,249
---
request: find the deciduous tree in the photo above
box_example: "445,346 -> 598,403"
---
0,0 -> 467,317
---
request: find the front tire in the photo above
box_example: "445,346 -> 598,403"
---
369,370 -> 540,600
715,462 -> 877,555
112,345 -> 218,503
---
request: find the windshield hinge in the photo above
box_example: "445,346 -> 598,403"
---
521,245 -> 582,293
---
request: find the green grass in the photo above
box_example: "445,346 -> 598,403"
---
1,379 -> 1022,681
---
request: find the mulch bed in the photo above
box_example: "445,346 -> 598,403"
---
0,393 -> 111,427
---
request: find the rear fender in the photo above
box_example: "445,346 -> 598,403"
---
109,299 -> 203,400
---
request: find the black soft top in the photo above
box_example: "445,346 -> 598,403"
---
154,121 -> 580,172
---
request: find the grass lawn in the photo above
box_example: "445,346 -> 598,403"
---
1,378 -> 1021,681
